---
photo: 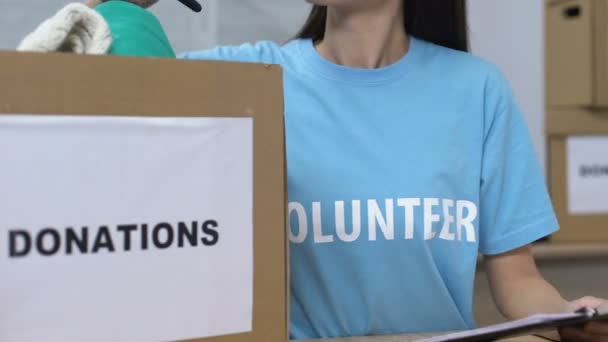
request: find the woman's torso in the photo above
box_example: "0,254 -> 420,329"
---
181,37 -> 557,339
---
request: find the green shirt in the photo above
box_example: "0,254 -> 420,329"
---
96,1 -> 175,58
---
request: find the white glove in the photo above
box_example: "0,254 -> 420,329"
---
17,3 -> 112,54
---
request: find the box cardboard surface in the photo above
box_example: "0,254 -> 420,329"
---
547,108 -> 608,242
0,51 -> 288,342
546,0 -> 608,107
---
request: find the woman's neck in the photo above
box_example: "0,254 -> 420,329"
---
315,2 -> 409,69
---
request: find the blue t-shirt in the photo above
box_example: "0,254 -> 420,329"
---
181,37 -> 559,339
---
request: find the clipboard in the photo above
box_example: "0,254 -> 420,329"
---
418,304 -> 608,342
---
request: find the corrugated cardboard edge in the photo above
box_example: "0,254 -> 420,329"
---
546,107 -> 608,134
282,102 -> 291,341
546,107 -> 608,242
0,50 -> 288,342
593,0 -> 608,106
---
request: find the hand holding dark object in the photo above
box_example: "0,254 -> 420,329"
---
125,0 -> 160,8
85,0 -> 202,12
85,0 -> 158,8
559,298 -> 608,342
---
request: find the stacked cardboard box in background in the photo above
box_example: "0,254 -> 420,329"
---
546,0 -> 608,242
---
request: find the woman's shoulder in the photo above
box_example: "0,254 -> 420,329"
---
417,38 -> 507,86
424,38 -> 504,78
179,40 -> 286,64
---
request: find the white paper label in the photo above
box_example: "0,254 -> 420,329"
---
0,115 -> 253,342
567,136 -> 608,215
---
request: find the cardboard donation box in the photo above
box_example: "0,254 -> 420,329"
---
545,0 -> 608,107
547,108 -> 608,242
0,51 -> 287,342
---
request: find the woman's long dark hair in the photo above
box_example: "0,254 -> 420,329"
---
295,1 -> 469,52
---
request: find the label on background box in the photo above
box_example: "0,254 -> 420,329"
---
0,115 -> 253,342
567,136 -> 608,215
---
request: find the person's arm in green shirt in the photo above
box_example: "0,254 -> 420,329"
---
87,0 -> 175,58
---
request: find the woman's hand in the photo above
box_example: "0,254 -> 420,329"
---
84,0 -> 159,8
560,297 -> 608,342
84,0 -> 102,8
127,0 -> 160,8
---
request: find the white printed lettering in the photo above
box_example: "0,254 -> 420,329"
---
457,200 -> 477,242
313,202 -> 334,244
288,202 -> 307,244
397,198 -> 420,240
335,200 -> 361,243
439,199 -> 456,241
367,199 -> 395,241
289,197 -> 477,245
424,198 -> 440,240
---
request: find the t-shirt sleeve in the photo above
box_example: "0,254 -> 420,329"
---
178,41 -> 283,64
478,67 -> 559,256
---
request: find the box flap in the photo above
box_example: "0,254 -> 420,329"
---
547,107 -> 608,135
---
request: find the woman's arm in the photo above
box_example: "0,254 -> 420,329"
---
484,245 -> 566,318
82,0 -> 281,63
485,245 -> 608,341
